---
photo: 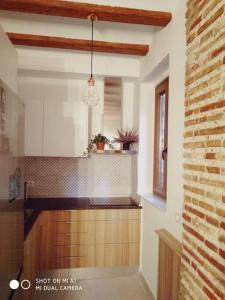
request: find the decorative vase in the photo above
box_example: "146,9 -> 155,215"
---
122,142 -> 131,151
96,142 -> 105,150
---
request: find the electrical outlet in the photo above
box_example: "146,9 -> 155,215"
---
27,180 -> 35,187
175,213 -> 182,225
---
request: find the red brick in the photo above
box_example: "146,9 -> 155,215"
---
183,184 -> 205,196
197,268 -> 224,298
182,253 -> 191,264
185,109 -> 193,116
203,286 -> 217,300
205,240 -> 218,253
199,200 -> 215,212
205,153 -> 216,159
200,100 -> 225,113
206,166 -> 220,174
183,244 -> 203,265
183,213 -> 191,222
198,125 -> 225,136
211,45 -> 225,59
197,6 -> 224,35
221,222 -> 225,230
191,261 -> 197,271
190,16 -> 202,30
219,248 -> 225,259
183,224 -> 204,242
185,204 -> 205,218
206,215 -> 220,227
198,247 -> 225,273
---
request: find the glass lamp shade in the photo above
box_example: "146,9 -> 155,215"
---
81,76 -> 100,106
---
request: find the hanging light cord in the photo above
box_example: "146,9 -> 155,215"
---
90,17 -> 94,79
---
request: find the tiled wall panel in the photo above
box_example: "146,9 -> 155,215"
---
25,155 -> 132,197
181,1 -> 225,299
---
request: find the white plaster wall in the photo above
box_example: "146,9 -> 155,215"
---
133,81 -> 141,129
0,24 -> 17,93
138,1 -> 186,298
15,47 -> 140,78
138,83 -> 155,194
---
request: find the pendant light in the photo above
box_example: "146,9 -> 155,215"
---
81,13 -> 100,106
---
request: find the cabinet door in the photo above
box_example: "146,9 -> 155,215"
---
43,100 -> 88,157
23,217 -> 40,300
39,211 -> 53,270
24,99 -> 44,156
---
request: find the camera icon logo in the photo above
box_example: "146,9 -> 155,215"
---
9,279 -> 31,290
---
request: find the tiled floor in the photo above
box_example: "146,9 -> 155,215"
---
33,273 -> 153,300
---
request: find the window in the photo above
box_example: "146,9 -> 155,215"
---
153,78 -> 169,199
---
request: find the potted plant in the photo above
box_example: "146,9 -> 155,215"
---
114,128 -> 139,151
87,133 -> 111,153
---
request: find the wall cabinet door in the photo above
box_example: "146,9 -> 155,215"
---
24,99 -> 88,157
38,211 -> 53,270
43,99 -> 88,157
24,99 -> 44,156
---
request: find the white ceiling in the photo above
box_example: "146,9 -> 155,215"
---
68,0 -> 180,12
0,1 -> 179,78
0,10 -> 158,45
0,1 -> 179,46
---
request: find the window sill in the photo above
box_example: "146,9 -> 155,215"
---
139,193 -> 167,212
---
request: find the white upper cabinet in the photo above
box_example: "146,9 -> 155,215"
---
0,25 -> 17,93
43,99 -> 88,157
24,99 -> 88,157
24,99 -> 44,156
20,77 -> 89,157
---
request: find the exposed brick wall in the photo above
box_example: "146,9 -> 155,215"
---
180,1 -> 225,299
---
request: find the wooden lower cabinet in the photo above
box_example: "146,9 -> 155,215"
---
35,209 -> 141,271
88,243 -> 140,267
23,216 -> 41,300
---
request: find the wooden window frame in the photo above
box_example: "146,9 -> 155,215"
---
153,78 -> 169,199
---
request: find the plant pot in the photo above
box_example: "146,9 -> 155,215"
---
96,142 -> 105,150
122,142 -> 131,151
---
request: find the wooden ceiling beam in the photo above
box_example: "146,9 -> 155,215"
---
0,0 -> 172,27
7,32 -> 149,56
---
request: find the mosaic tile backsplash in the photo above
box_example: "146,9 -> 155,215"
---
25,155 -> 132,197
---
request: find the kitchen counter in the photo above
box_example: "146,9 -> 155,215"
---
25,197 -> 141,210
25,197 -> 90,210
24,197 -> 141,239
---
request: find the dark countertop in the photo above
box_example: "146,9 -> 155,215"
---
25,197 -> 90,210
25,197 -> 142,210
24,197 -> 141,239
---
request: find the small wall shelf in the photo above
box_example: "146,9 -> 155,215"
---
91,150 -> 137,155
